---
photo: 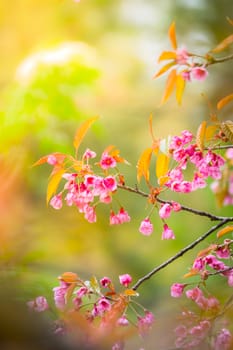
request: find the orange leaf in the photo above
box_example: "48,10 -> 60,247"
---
217,225 -> 233,238
205,125 -> 218,141
32,153 -> 66,167
161,69 -> 177,104
197,244 -> 218,258
196,121 -> 207,151
211,34 -> 233,53
183,269 -> 199,278
59,272 -> 79,283
137,147 -> 153,183
46,167 -> 65,204
217,93 -> 233,110
153,62 -> 176,79
176,74 -> 185,105
73,116 -> 99,153
123,289 -> 139,297
156,152 -> 169,184
168,22 -> 177,50
158,51 -> 177,62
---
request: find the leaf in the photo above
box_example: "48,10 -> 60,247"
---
158,51 -> 177,62
221,120 -> 233,142
59,272 -> 79,283
156,152 -> 169,185
168,22 -> 177,50
217,93 -> 233,110
153,62 -> 176,79
32,152 -> 66,167
205,125 -> 218,141
176,74 -> 185,105
211,34 -> 233,53
183,269 -> 199,278
196,121 -> 207,151
217,225 -> 233,238
123,289 -> 139,297
137,147 -> 153,183
227,17 -> 233,26
46,167 -> 65,204
161,69 -> 177,105
73,116 -> 99,153
197,244 -> 218,258
90,276 -> 100,294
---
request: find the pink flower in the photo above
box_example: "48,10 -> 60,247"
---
110,210 -> 121,225
191,66 -> 208,81
171,201 -> 181,212
84,205 -> 96,223
83,148 -> 96,159
171,283 -> 186,298
100,276 -> 112,287
47,154 -> 58,165
27,296 -> 49,312
162,224 -> 175,240
137,311 -> 155,336
76,286 -> 88,298
97,297 -> 111,314
117,207 -> 131,223
226,148 -> 233,160
159,203 -> 172,219
214,328 -> 232,350
139,218 -> 153,236
100,152 -> 117,170
119,273 -> 132,287
117,315 -> 129,326
181,70 -> 191,82
175,47 -> 189,65
103,176 -> 117,192
50,193 -> 63,210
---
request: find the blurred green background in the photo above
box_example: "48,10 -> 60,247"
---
0,0 -> 233,348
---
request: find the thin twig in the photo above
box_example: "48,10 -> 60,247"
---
206,53 -> 233,66
132,219 -> 231,290
118,184 -> 233,221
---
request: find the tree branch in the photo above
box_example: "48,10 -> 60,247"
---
118,184 -> 233,221
132,218 -> 232,290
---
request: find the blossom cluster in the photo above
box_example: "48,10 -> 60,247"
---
48,148 -> 131,225
27,272 -> 154,350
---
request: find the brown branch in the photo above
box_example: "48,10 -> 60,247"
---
118,184 -> 233,221
206,53 -> 233,66
132,218 -> 231,290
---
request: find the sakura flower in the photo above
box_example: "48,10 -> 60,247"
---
100,152 -> 117,170
27,296 -> 49,312
159,203 -> 172,219
84,205 -> 96,223
171,283 -> 186,298
139,218 -> 153,236
83,148 -> 96,159
226,148 -> 233,160
110,210 -> 121,225
162,224 -> 175,240
191,66 -> 208,81
100,276 -> 112,288
117,315 -> 129,326
117,207 -> 131,223
119,273 -> 132,287
50,193 -> 63,210
214,328 -> 232,350
137,311 -> 155,336
175,47 -> 189,65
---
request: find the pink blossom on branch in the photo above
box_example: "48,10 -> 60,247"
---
139,217 -> 153,236
191,66 -> 208,81
162,224 -> 175,240
119,273 -> 132,287
170,283 -> 186,298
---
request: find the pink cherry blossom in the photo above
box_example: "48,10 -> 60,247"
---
214,328 -> 232,350
139,218 -> 153,236
175,47 -> 189,65
191,66 -> 208,81
27,296 -> 49,312
159,203 -> 172,219
171,283 -> 186,298
100,276 -> 112,287
50,193 -> 63,210
83,148 -> 96,159
99,152 -> 117,169
162,224 -> 175,240
119,273 -> 132,287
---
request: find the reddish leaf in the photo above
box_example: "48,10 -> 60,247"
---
161,69 -> 177,104
217,93 -> 233,110
168,22 -> 177,50
137,147 -> 153,183
211,34 -> 233,53
46,167 -> 65,204
73,116 -> 99,153
183,269 -> 199,278
158,51 -> 177,62
176,74 -> 185,105
197,244 -> 217,258
196,121 -> 207,151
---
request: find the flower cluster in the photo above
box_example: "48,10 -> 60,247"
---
46,148 -> 131,225
27,272 -> 154,350
166,130 -> 225,193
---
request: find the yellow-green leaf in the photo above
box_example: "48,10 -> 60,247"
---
46,167 -> 65,204
168,22 -> 177,50
217,225 -> 233,238
137,147 -> 153,183
205,125 -> 218,142
211,34 -> 233,53
217,93 -> 233,110
123,289 -> 139,297
158,51 -> 177,62
221,120 -> 233,142
73,116 -> 99,153
161,69 -> 177,104
176,74 -> 185,105
196,121 -> 207,151
156,152 -> 169,185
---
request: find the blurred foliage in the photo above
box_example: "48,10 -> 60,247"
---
0,1 -> 233,348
